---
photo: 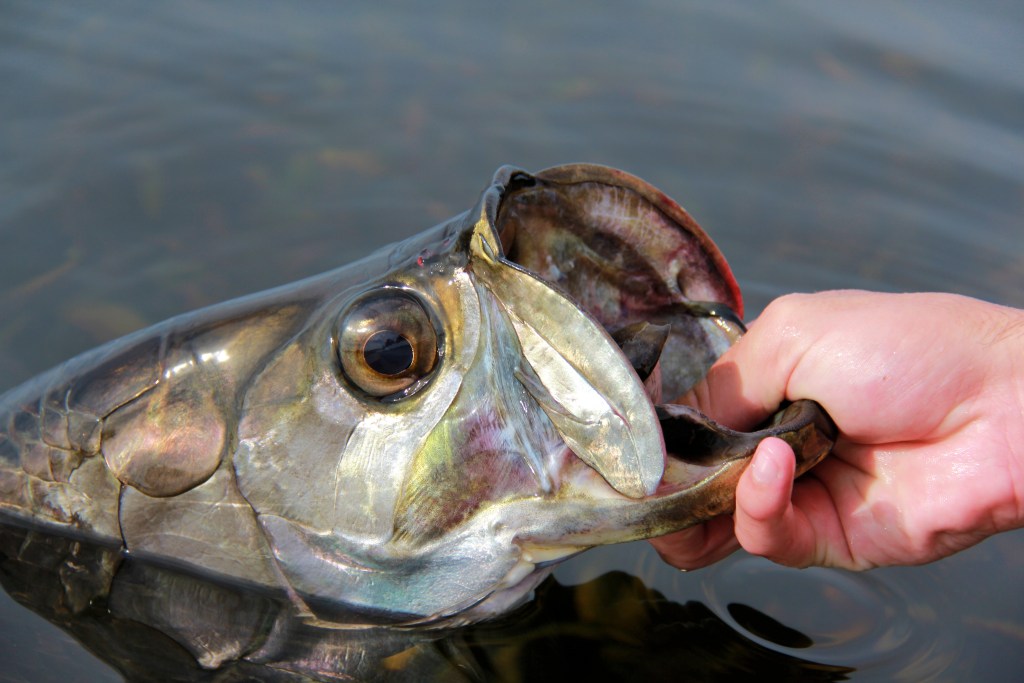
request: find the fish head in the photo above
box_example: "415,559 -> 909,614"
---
232,165 -> 786,624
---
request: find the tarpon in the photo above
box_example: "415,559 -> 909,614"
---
0,164 -> 833,628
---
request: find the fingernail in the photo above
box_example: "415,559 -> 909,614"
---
752,448 -> 780,485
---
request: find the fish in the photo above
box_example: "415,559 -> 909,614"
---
0,164 -> 834,629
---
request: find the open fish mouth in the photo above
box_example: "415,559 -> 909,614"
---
472,163 -> 836,546
617,320 -> 835,500
497,312 -> 835,534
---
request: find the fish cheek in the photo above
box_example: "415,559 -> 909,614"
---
392,412 -> 539,544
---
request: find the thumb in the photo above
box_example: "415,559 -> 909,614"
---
733,437 -> 817,567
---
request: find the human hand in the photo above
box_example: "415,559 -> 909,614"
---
651,290 -> 1024,570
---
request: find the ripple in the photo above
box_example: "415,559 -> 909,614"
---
700,555 -> 962,680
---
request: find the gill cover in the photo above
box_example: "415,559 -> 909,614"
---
469,216 -> 664,498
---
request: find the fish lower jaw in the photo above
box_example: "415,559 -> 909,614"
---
556,444 -> 692,501
556,441 -> 730,502
653,453 -> 724,496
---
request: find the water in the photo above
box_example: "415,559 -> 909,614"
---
1,0 -> 1023,680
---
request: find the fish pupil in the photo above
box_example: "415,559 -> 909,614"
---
364,330 -> 414,375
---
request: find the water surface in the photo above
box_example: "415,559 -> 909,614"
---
2,1 -> 1022,680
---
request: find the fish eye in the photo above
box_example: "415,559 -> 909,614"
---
337,291 -> 440,399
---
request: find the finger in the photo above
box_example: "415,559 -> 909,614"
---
733,437 -> 816,567
678,292 -> 834,429
738,436 -> 795,521
649,515 -> 740,570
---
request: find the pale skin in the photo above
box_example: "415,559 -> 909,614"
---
651,290 -> 1024,570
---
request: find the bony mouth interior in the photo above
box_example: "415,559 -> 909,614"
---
484,163 -> 835,501
612,319 -> 838,499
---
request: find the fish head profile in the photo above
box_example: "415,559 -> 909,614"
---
0,165 -> 834,627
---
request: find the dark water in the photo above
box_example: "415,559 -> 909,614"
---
1,0 -> 1023,680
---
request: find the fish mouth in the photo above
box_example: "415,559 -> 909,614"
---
477,163 -> 836,526
544,318 -> 835,507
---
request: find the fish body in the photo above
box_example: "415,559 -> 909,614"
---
0,165 -> 833,626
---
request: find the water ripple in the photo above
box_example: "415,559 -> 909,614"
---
700,555 -> 961,680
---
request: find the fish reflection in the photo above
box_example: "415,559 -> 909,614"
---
0,519 -> 854,681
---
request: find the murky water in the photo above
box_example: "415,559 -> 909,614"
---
1,0 -> 1022,680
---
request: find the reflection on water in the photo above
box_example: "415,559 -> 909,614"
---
2,0 -> 1023,680
555,529 -> 1024,682
4,515 -> 1021,681
5,524 -> 1024,683
0,519 -> 856,682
